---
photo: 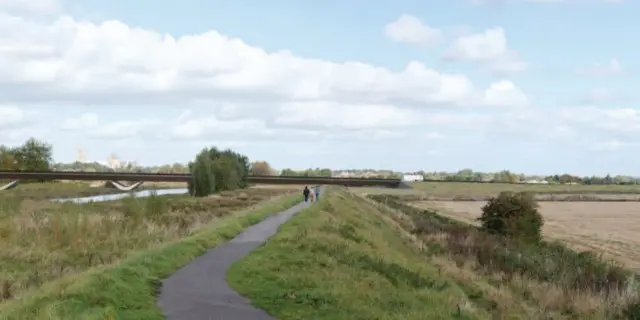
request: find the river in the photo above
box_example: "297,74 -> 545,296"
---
53,188 -> 189,204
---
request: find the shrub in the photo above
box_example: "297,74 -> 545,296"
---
477,191 -> 543,243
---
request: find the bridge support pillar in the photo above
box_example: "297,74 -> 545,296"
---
105,181 -> 144,191
0,180 -> 20,191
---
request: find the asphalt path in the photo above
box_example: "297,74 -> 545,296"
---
157,189 -> 322,320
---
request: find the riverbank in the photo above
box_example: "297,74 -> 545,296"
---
0,187 -> 299,310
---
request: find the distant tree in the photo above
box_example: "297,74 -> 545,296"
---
0,146 -> 17,170
280,168 -> 332,177
250,161 -> 276,176
187,147 -> 250,196
11,138 -> 53,171
604,174 -> 613,185
280,168 -> 297,176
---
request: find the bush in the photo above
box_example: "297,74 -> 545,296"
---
477,191 -> 543,243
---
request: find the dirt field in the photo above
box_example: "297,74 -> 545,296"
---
411,201 -> 640,270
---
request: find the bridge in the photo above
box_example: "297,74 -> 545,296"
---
0,171 -> 402,191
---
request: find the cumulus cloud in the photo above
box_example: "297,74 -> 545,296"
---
384,14 -> 442,46
0,12 -> 530,111
444,28 -> 527,75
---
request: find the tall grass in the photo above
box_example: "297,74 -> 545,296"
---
0,188 -> 292,301
369,194 -> 640,318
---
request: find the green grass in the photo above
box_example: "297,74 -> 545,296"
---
0,193 -> 302,320
227,190 -> 515,320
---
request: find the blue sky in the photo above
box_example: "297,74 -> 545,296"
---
0,0 -> 638,175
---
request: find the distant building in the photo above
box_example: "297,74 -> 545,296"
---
76,148 -> 86,163
402,174 -> 424,182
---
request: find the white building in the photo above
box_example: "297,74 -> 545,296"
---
402,174 -> 424,182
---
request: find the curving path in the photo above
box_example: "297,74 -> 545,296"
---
157,189 -> 322,320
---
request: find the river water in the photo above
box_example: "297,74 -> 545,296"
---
53,188 -> 189,204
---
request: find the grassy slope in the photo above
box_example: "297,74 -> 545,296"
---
0,194 -> 302,320
227,190 -> 511,320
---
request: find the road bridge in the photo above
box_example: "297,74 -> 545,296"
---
0,170 -> 402,191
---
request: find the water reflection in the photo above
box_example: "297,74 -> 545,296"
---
53,188 -> 188,204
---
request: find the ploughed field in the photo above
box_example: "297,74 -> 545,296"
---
410,201 -> 640,270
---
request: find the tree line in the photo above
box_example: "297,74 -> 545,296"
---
416,169 -> 640,185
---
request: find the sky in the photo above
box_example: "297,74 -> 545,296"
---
0,0 -> 638,175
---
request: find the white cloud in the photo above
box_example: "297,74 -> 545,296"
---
0,12 -> 528,111
483,80 -> 530,107
384,14 -> 442,46
444,28 -> 527,75
0,105 -> 36,130
576,59 -> 623,77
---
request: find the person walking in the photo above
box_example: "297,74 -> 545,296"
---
303,186 -> 310,202
314,185 -> 320,201
310,190 -> 315,202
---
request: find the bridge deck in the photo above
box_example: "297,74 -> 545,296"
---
0,171 -> 401,187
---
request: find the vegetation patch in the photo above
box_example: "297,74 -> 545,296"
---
227,190 -> 531,320
369,194 -> 640,319
0,190 -> 301,319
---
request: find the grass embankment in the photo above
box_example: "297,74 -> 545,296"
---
0,187 -> 301,319
227,190 -> 512,319
370,195 -> 640,319
228,190 -> 640,319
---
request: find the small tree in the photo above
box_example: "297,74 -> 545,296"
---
477,191 -> 544,243
188,149 -> 215,197
250,161 -> 276,176
14,138 -> 53,171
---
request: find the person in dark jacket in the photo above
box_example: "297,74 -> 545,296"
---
303,186 -> 310,202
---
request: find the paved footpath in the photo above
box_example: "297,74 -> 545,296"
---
158,190 -> 321,320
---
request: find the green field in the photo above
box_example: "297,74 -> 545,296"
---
358,181 -> 640,199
